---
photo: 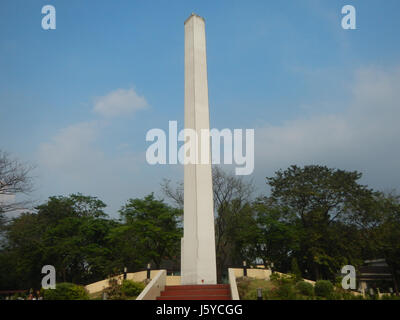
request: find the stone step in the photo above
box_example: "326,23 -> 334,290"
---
157,295 -> 231,300
161,289 -> 230,296
164,284 -> 230,291
157,284 -> 232,300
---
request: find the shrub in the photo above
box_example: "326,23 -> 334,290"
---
314,280 -> 334,298
103,279 -> 146,300
269,272 -> 281,282
43,283 -> 89,300
334,276 -> 343,288
270,272 -> 296,286
275,283 -> 298,300
329,291 -> 345,300
381,294 -> 400,300
296,281 -> 314,296
281,274 -> 296,285
104,278 -> 123,300
121,280 -> 145,297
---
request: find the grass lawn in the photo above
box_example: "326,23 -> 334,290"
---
237,277 -> 277,300
236,275 -> 373,300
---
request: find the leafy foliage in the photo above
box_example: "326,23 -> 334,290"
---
264,165 -> 379,280
114,193 -> 182,269
291,258 -> 302,281
296,281 -> 314,296
43,282 -> 89,300
103,279 -> 145,300
1,164 -> 400,298
103,278 -> 124,300
238,276 -> 368,300
1,194 -> 118,289
121,280 -> 145,297
314,280 -> 334,298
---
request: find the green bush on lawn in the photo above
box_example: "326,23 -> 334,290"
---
275,282 -> 298,299
238,273 -> 378,300
43,282 -> 89,300
314,280 -> 334,298
104,278 -> 146,300
296,281 -> 314,296
121,280 -> 146,297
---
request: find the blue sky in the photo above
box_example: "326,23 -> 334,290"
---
1,0 -> 400,217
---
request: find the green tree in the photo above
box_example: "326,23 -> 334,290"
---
0,194 -> 116,289
254,199 -> 299,272
117,193 -> 182,269
291,257 -> 302,281
215,199 -> 260,277
2,213 -> 43,289
343,190 -> 400,294
374,192 -> 400,295
266,165 -> 375,280
37,194 -> 114,284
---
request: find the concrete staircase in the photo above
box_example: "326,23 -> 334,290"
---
156,284 -> 231,300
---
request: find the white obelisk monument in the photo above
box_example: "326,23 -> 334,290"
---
181,13 -> 217,285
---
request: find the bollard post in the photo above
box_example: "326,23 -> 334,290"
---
257,288 -> 263,300
147,263 -> 151,280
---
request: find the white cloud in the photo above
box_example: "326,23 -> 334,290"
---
34,66 -> 400,215
253,66 -> 400,191
35,87 -> 155,216
38,121 -> 101,173
93,88 -> 148,117
36,120 -> 162,216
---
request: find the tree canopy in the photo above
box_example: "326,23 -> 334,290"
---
0,164 -> 399,295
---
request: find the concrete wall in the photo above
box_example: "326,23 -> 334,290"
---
273,271 -> 316,285
85,270 -> 171,294
231,268 -> 272,280
228,269 -> 240,300
136,270 -> 166,300
166,276 -> 181,286
85,274 -> 122,294
227,267 -> 273,301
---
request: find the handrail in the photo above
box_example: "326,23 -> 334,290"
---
136,270 -> 167,300
228,268 -> 240,300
